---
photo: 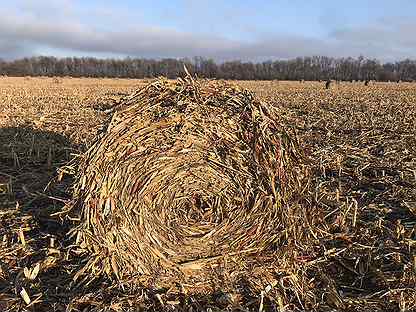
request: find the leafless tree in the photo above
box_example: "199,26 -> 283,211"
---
0,56 -> 415,82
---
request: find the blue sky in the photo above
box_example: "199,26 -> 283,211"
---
1,0 -> 416,61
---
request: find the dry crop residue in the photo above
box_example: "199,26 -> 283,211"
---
0,77 -> 415,311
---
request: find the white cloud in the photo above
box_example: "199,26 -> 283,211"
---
0,3 -> 415,61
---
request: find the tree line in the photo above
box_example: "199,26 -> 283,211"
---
1,55 -> 416,81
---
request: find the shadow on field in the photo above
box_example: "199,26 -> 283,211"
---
0,126 -> 77,311
0,125 -> 74,215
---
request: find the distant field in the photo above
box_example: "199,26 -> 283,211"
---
2,77 -> 415,143
0,77 -> 415,311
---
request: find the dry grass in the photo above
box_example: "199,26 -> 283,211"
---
0,77 -> 415,311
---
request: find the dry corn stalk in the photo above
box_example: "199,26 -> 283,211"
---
71,76 -> 310,280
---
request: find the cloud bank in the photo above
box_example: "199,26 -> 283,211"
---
1,1 -> 415,61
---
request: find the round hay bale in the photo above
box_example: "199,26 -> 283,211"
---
72,76 -> 308,280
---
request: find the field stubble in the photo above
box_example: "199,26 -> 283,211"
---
0,77 -> 415,311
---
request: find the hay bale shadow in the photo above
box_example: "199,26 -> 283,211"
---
0,126 -> 76,311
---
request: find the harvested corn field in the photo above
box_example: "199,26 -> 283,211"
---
0,77 -> 415,311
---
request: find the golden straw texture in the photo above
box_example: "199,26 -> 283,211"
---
72,76 -> 307,279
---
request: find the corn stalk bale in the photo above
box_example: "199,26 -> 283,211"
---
71,76 -> 309,280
